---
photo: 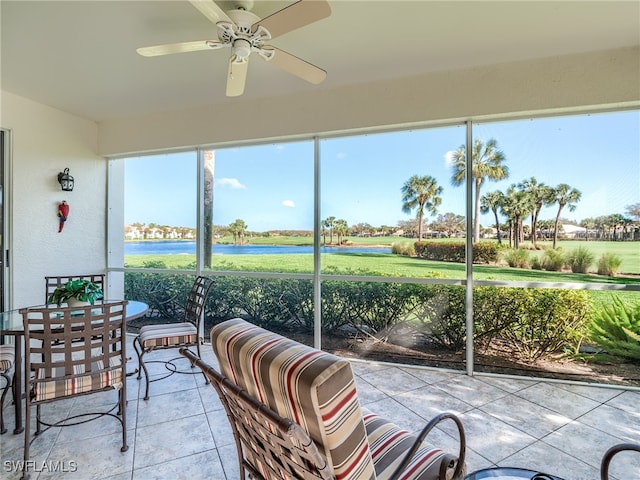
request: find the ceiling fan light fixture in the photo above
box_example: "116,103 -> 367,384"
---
232,38 -> 251,59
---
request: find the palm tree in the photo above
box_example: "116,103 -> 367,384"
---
480,190 -> 505,244
401,175 -> 443,240
334,219 -> 349,245
580,217 -> 596,240
607,213 -> 626,241
450,138 -> 509,242
594,215 -> 609,240
518,177 -> 553,248
229,219 -> 247,245
550,184 -> 582,248
322,216 -> 336,245
502,185 -> 533,249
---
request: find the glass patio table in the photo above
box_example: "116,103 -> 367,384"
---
464,467 -> 564,479
0,300 -> 149,434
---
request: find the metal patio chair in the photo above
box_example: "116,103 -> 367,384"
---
600,443 -> 640,480
181,317 -> 467,480
45,273 -> 106,303
0,343 -> 15,434
20,301 -> 129,479
133,275 -> 214,400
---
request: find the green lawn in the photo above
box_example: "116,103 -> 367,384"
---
126,237 -> 639,274
203,236 -> 640,273
125,249 -> 639,287
125,240 -> 640,311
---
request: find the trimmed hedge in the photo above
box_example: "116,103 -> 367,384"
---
125,271 -> 591,361
413,241 -> 500,264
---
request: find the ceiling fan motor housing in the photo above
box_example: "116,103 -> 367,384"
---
227,9 -> 261,36
217,8 -> 271,60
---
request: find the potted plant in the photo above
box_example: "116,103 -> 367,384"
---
48,279 -> 104,306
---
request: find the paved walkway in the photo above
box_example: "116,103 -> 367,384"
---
1,337 -> 639,479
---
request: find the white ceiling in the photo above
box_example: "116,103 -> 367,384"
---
2,0 -> 639,122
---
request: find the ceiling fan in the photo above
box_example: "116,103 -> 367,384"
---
137,0 -> 331,97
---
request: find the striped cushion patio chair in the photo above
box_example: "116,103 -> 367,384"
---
134,276 -> 214,400
186,317 -> 466,480
0,343 -> 16,435
600,443 -> 640,480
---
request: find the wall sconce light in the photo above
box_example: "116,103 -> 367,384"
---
57,168 -> 74,191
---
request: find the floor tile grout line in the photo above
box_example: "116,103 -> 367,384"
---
534,423 -> 607,473
570,392 -> 638,445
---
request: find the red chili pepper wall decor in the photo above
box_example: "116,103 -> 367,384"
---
58,200 -> 69,232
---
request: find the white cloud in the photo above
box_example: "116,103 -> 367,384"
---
336,152 -> 347,159
444,150 -> 456,167
216,178 -> 246,189
282,200 -> 295,208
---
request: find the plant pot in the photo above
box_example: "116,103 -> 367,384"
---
67,297 -> 91,308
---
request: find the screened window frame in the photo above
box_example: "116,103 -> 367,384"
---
108,107 -> 640,376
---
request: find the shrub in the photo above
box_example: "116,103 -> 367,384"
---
541,248 -> 565,271
414,241 -> 465,262
226,277 -> 292,330
278,279 -> 315,332
346,281 -> 423,336
125,270 -> 593,362
413,284 -> 467,350
392,242 -> 415,256
413,285 -> 591,358
124,269 -> 195,320
474,242 -> 503,264
597,253 -> 623,276
203,275 -> 243,323
589,297 -> 640,363
566,246 -> 595,273
472,287 -> 526,348
503,248 -> 530,268
414,241 -> 500,264
500,289 -> 591,361
530,255 -> 543,270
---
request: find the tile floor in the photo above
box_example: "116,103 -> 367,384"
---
1,335 -> 639,480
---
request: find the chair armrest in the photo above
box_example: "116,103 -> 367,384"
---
600,443 -> 640,480
389,412 -> 466,480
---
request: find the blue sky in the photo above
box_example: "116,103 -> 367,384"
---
125,110 -> 639,231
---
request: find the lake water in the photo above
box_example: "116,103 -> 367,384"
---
124,241 -> 391,256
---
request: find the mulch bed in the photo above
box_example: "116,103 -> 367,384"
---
127,317 -> 640,388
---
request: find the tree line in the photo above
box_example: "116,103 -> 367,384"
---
400,138 -> 639,248
127,138 -> 638,247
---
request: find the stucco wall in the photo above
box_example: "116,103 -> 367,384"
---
98,47 -> 640,156
1,92 -> 105,308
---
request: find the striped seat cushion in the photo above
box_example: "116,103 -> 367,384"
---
211,318 -> 376,480
33,357 -> 123,402
364,411 -> 446,480
139,322 -> 198,349
0,345 -> 15,372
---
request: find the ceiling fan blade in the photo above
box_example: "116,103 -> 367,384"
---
253,0 -> 331,39
262,47 -> 326,85
137,40 -> 214,57
189,0 -> 232,25
226,56 -> 248,97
